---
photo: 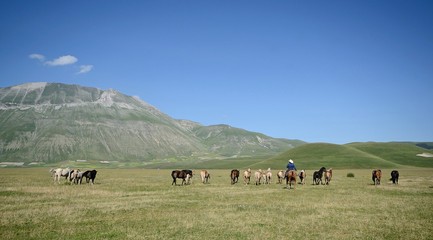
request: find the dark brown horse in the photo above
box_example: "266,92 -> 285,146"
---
285,170 -> 297,189
372,169 -> 382,185
171,170 -> 190,186
230,169 -> 240,184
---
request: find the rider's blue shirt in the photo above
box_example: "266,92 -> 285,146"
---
286,162 -> 297,171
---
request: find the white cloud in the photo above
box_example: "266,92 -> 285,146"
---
77,65 -> 93,74
29,53 -> 94,74
29,53 -> 45,61
45,55 -> 78,66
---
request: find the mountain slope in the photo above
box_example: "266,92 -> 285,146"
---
191,124 -> 304,157
0,82 -> 300,163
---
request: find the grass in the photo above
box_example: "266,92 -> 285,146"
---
1,168 -> 432,239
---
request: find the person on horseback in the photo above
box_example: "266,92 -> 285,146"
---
286,159 -> 297,175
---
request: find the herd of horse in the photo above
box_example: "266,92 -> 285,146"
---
49,167 -> 400,188
171,167 -> 400,188
172,167 -> 333,188
50,168 -> 97,185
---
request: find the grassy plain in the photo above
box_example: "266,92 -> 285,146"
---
1,168 -> 432,240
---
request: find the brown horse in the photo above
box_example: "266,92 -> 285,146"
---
285,170 -> 297,189
230,169 -> 240,184
324,168 -> 332,185
372,169 -> 382,185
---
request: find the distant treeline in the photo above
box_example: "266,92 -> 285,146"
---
416,143 -> 433,150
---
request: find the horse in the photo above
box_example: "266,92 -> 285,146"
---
49,168 -> 56,177
298,170 -> 306,185
200,170 -> 210,184
185,173 -> 192,185
324,168 -> 332,185
171,170 -> 190,186
390,170 -> 399,184
76,171 -> 85,184
243,168 -> 251,185
313,167 -> 326,185
372,169 -> 382,185
265,168 -> 272,184
254,169 -> 264,185
285,170 -> 297,189
230,169 -> 240,184
182,169 -> 193,184
277,170 -> 285,184
52,168 -> 71,184
68,169 -> 82,184
82,170 -> 97,185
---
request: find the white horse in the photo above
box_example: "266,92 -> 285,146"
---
243,168 -> 251,185
52,168 -> 71,184
254,169 -> 264,185
277,170 -> 285,184
265,168 -> 272,184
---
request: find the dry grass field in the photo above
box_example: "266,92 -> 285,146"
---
1,168 -> 432,240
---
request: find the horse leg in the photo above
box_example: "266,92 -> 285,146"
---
55,174 -> 60,184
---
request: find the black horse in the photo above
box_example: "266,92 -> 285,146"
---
390,170 -> 399,184
312,167 -> 326,185
80,170 -> 97,185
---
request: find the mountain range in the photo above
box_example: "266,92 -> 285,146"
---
0,82 -> 303,164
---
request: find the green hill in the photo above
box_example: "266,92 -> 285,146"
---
248,143 -> 399,170
347,142 -> 433,168
244,142 -> 433,170
120,142 -> 433,170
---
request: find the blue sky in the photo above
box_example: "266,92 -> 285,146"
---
1,0 -> 432,144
